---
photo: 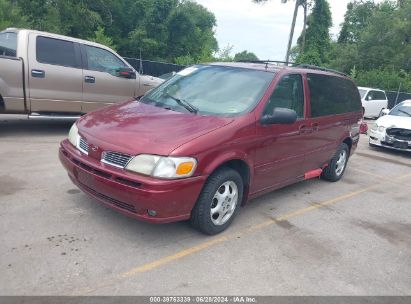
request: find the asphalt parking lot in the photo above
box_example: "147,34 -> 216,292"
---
1,115 -> 410,296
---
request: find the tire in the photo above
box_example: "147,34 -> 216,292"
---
321,143 -> 349,182
190,167 -> 243,235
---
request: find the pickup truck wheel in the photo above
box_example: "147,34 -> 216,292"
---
321,143 -> 349,182
190,167 -> 243,235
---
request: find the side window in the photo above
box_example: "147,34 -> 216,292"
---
36,36 -> 78,68
307,73 -> 361,117
365,91 -> 373,101
84,45 -> 126,75
263,74 -> 304,118
0,32 -> 17,57
374,91 -> 386,100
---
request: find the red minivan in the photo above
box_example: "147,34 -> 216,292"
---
59,62 -> 362,235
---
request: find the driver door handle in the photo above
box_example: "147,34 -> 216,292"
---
299,125 -> 313,134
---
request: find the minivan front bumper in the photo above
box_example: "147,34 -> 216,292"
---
59,140 -> 207,223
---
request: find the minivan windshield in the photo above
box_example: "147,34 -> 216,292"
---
358,89 -> 367,98
0,32 -> 17,57
140,65 -> 275,116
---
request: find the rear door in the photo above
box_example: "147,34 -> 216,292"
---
27,34 -> 83,113
81,44 -> 136,112
303,73 -> 361,171
364,90 -> 387,117
253,73 -> 310,192
372,90 -> 388,115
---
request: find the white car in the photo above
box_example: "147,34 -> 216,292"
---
369,100 -> 411,152
358,87 -> 388,118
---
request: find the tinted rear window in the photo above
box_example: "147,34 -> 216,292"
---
36,36 -> 78,68
307,74 -> 361,117
0,32 -> 17,57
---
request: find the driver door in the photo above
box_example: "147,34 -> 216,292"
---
81,44 -> 136,112
253,74 -> 310,193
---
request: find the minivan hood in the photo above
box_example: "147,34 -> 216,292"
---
77,101 -> 234,155
376,115 -> 411,129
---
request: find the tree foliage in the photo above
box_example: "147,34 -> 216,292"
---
234,50 -> 259,61
295,0 -> 332,65
328,0 -> 411,91
2,0 -> 218,63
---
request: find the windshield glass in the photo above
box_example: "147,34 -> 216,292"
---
140,65 -> 275,116
0,32 -> 17,57
389,104 -> 411,117
358,89 -> 367,98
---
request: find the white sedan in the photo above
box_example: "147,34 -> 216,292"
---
369,100 -> 411,152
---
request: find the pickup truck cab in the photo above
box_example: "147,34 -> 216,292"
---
0,28 -> 163,117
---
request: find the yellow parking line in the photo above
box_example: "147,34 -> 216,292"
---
120,236 -> 228,278
76,172 -> 411,294
350,167 -> 385,179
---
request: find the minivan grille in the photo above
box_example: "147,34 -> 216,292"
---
78,137 -> 89,154
102,151 -> 132,168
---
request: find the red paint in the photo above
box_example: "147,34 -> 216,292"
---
304,168 -> 323,180
59,64 -> 362,223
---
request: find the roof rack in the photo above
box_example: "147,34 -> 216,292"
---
236,60 -> 349,77
237,60 -> 295,67
296,64 -> 348,77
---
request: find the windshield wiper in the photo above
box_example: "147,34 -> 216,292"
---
398,109 -> 411,117
165,93 -> 198,114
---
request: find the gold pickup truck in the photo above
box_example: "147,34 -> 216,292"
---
0,28 -> 163,118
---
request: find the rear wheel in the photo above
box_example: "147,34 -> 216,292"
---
321,143 -> 349,182
190,167 -> 243,235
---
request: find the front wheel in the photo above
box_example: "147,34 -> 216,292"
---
190,167 -> 243,235
321,143 -> 349,182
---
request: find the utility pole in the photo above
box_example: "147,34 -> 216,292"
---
284,0 -> 307,63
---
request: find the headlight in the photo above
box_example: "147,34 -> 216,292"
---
371,124 -> 385,132
125,154 -> 197,179
68,123 -> 79,147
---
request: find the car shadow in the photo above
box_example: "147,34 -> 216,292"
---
368,144 -> 411,159
0,115 -> 74,137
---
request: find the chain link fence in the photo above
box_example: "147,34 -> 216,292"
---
123,57 -> 186,77
386,91 -> 411,108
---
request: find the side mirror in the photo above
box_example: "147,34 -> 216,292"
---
381,109 -> 390,116
261,107 -> 298,125
117,67 -> 136,79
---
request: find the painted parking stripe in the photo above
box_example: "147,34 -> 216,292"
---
74,172 -> 411,295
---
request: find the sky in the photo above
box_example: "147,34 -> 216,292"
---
195,0 -> 355,60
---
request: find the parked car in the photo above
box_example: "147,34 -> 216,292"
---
59,63 -> 363,235
0,28 -> 163,117
358,86 -> 388,118
369,100 -> 411,152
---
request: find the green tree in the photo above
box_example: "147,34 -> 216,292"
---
338,1 -> 377,44
295,0 -> 332,65
1,0 -> 219,64
234,50 -> 259,61
0,0 -> 27,29
88,26 -> 117,50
